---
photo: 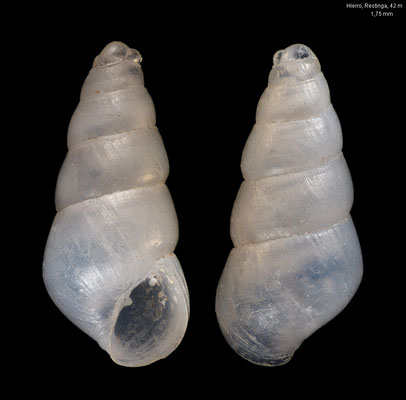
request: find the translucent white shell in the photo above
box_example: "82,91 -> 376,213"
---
43,42 -> 189,367
215,44 -> 363,366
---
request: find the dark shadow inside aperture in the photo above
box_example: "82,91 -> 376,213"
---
114,275 -> 171,350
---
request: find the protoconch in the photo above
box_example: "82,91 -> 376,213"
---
43,42 -> 189,367
215,44 -> 363,366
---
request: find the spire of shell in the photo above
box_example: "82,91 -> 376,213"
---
93,41 -> 142,67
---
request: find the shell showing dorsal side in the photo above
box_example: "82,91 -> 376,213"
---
215,44 -> 363,366
43,42 -> 189,367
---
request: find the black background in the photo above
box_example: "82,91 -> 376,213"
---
14,1 -> 402,393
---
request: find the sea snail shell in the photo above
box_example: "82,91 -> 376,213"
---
215,44 -> 363,366
43,42 -> 190,367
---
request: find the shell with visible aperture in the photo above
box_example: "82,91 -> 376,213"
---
43,41 -> 189,367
